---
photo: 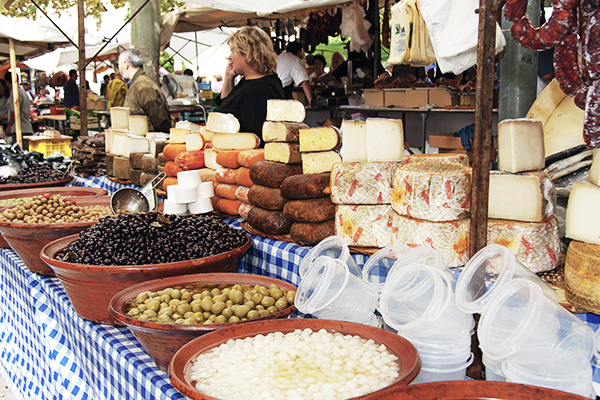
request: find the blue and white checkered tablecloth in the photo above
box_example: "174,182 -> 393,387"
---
68,175 -> 144,196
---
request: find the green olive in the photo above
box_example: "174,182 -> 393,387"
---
135,292 -> 149,303
269,288 -> 283,300
251,293 -> 263,304
170,289 -> 182,299
267,306 -> 277,314
177,304 -> 192,315
172,313 -> 182,320
268,283 -> 280,291
203,311 -> 211,319
212,294 -> 228,303
228,315 -> 240,323
211,288 -> 221,297
203,319 -> 214,325
275,297 -> 288,310
160,294 -> 171,303
255,305 -> 265,311
261,296 -> 275,308
234,305 -> 250,318
221,288 -> 231,295
183,318 -> 196,325
158,307 -> 173,317
214,315 -> 227,324
211,302 -> 226,315
143,309 -> 157,317
146,300 -> 161,312
259,309 -> 270,317
228,290 -> 244,304
168,299 -> 180,307
231,284 -> 242,292
244,300 -> 255,309
286,290 -> 296,304
127,308 -> 140,317
208,314 -> 217,322
257,286 -> 270,296
192,294 -> 202,300
181,292 -> 193,302
221,308 -> 233,319
183,311 -> 195,319
174,318 -> 185,324
225,300 -> 234,308
243,291 -> 253,302
193,312 -> 204,322
200,298 -> 214,311
200,290 -> 211,299
247,310 -> 260,319
137,304 -> 147,312
158,314 -> 171,322
138,314 -> 150,321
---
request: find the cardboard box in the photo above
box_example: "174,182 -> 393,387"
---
429,132 -> 499,150
363,89 -> 384,106
428,89 -> 454,108
70,116 -> 99,130
384,88 -> 428,108
453,92 -> 476,107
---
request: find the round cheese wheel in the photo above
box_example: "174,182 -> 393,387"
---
565,240 -> 600,314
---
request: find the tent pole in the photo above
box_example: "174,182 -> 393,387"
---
77,0 -> 87,137
8,38 -> 22,149
195,31 -> 199,78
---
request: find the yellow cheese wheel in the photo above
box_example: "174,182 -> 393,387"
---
564,240 -> 600,314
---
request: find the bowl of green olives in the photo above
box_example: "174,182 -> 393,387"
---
109,272 -> 297,371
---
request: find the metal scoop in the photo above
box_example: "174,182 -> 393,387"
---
110,172 -> 166,215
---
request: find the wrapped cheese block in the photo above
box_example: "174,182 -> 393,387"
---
335,205 -> 394,248
487,216 -> 561,273
206,112 -> 240,133
392,162 -> 472,222
340,120 -> 367,162
488,170 -> 556,222
564,240 -> 600,314
392,213 -> 470,268
497,118 -> 545,173
406,153 -> 469,165
331,162 -> 402,205
565,181 -> 600,245
266,99 -> 306,122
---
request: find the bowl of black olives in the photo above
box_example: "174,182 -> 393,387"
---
40,212 -> 252,324
0,166 -> 72,191
109,272 -> 297,371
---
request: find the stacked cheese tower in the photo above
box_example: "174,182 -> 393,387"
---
391,154 -> 472,267
333,118 -> 406,249
245,101 -> 305,235
487,118 -> 561,273
163,169 -> 214,215
199,112 -> 263,217
563,149 -> 600,313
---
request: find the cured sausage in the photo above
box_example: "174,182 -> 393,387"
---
247,207 -> 294,235
283,198 -> 336,223
249,161 -> 303,188
281,173 -> 331,199
248,185 -> 289,210
554,33 -> 582,97
290,220 -> 335,245
510,10 -> 574,51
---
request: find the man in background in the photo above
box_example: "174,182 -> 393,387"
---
63,69 -> 79,109
106,72 -> 127,108
2,73 -> 33,144
100,75 -> 111,98
118,49 -> 171,132
183,69 -> 194,77
21,82 -> 34,101
276,41 -> 313,105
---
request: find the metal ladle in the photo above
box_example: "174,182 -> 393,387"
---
110,172 -> 166,215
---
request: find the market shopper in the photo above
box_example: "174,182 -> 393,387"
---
34,88 -> 53,104
277,41 -> 313,105
309,54 -> 328,84
216,26 -> 284,143
106,72 -> 127,109
330,51 -> 346,73
63,69 -> 79,109
100,75 -> 110,97
118,49 -> 171,132
1,75 -> 33,144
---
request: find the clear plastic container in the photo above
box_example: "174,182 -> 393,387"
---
361,243 -> 411,293
295,256 -> 378,325
411,353 -> 474,384
298,236 -> 361,278
379,264 -> 453,332
478,278 -> 594,368
482,353 -> 505,382
455,244 -> 558,314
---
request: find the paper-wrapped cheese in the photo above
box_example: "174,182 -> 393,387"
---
498,118 -> 545,173
335,205 -> 394,248
406,153 -> 469,165
266,99 -> 305,122
392,213 -> 470,268
487,216 -> 561,273
206,112 -> 240,133
392,162 -> 472,222
366,118 -> 404,162
488,170 -> 556,222
565,181 -> 600,245
340,120 -> 367,162
331,162 -> 402,205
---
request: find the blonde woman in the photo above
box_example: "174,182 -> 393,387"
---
217,26 -> 284,144
330,51 -> 346,73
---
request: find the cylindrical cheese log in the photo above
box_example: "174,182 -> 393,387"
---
216,150 -> 242,169
290,220 -> 335,245
175,150 -> 205,170
250,161 -> 303,188
248,185 -> 288,210
235,186 -> 250,203
234,167 -> 253,188
177,169 -> 202,187
215,183 -> 241,200
247,207 -> 294,235
164,161 -> 185,177
188,197 -> 213,214
281,172 -> 331,199
238,202 -> 254,219
162,177 -> 178,191
215,198 -> 243,216
197,181 -> 214,198
391,162 -> 472,222
163,143 -> 188,161
283,198 -> 335,222
238,149 -> 265,168
163,199 -> 187,215
214,167 -> 237,184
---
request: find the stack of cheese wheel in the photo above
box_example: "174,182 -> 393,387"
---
201,112 -> 262,216
161,121 -> 213,193
563,149 -> 600,313
332,118 -> 405,248
390,154 -> 472,267
163,169 -> 214,215
487,118 -> 561,273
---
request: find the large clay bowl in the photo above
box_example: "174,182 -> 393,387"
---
169,319 -> 422,400
0,196 -> 114,275
41,233 -> 252,325
0,176 -> 73,192
109,272 -> 297,371
0,187 -> 108,248
361,380 -> 590,399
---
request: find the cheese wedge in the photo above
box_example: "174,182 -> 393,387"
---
262,121 -> 307,142
175,120 -> 202,132
366,118 -> 404,162
299,126 -> 341,152
497,118 -> 545,173
206,112 -> 240,133
566,181 -> 600,245
129,115 -> 148,136
110,107 -> 129,129
212,132 -> 260,151
340,120 -> 367,162
301,151 -> 342,174
266,99 -> 306,122
170,128 -> 190,144
185,132 -> 205,151
264,142 -> 302,164
204,148 -> 221,170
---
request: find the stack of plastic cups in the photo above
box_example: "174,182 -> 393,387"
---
295,255 -> 379,326
361,243 -> 412,295
298,236 -> 362,279
455,244 -> 595,398
379,262 -> 474,383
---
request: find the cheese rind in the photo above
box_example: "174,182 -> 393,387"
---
406,153 -> 469,165
330,162 -> 402,205
488,170 -> 555,222
566,181 -> 600,245
266,99 -> 306,122
129,115 -> 148,136
340,120 -> 367,162
497,118 -> 545,173
264,142 -> 302,164
298,126 -> 341,152
211,132 -> 260,151
392,162 -> 472,222
301,151 -> 342,174
110,107 -> 129,129
262,121 -> 307,142
206,112 -> 240,133
366,118 -> 404,162
487,216 -> 561,273
392,213 -> 470,268
335,204 -> 394,248
589,149 -> 600,186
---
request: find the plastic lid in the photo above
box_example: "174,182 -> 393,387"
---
295,256 -> 349,314
298,236 -> 361,278
389,246 -> 444,277
361,244 -> 411,292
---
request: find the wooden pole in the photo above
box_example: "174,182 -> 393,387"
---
77,0 -> 87,137
8,38 -> 22,148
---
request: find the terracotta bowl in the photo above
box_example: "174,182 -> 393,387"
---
40,233 -> 252,325
169,319 -> 422,400
0,176 -> 73,192
0,187 -> 108,249
0,195 -> 114,275
360,380 -> 590,400
109,272 -> 297,371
